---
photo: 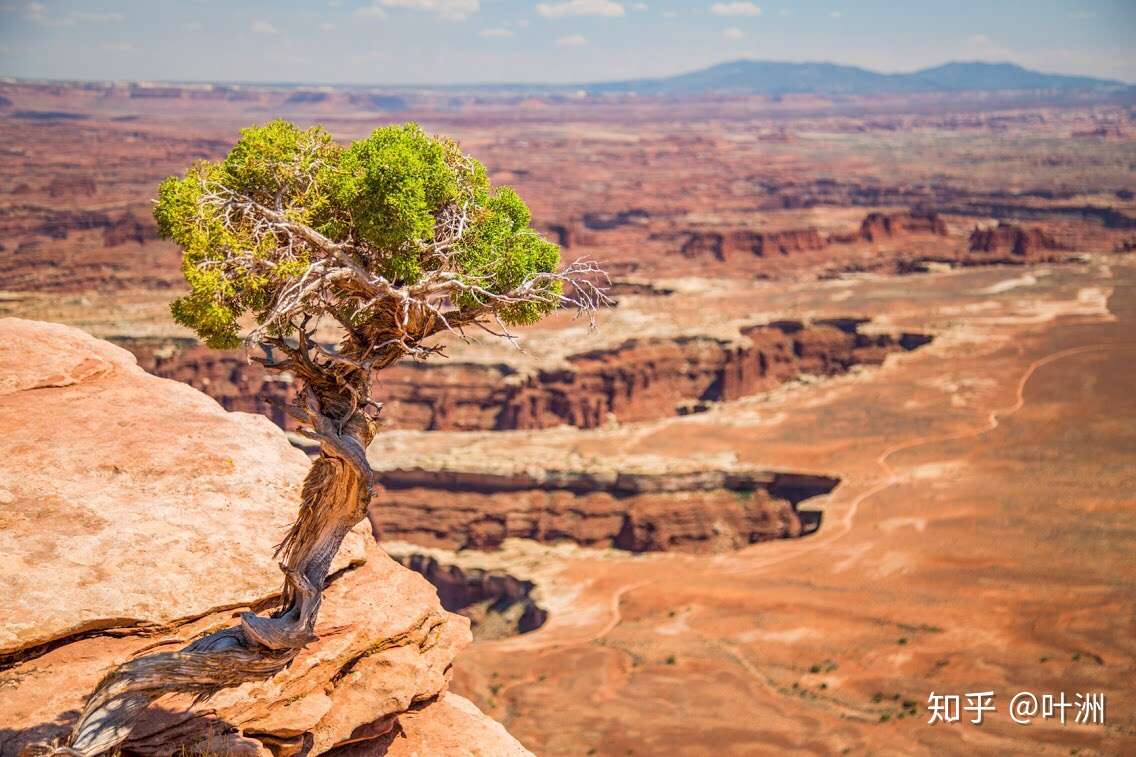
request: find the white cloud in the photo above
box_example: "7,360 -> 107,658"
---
710,2 -> 760,16
320,21 -> 336,31
829,10 -> 842,18
965,32 -> 1015,60
354,3 -> 387,18
538,0 -> 624,19
516,18 -> 530,27
100,41 -> 138,53
723,26 -> 743,39
556,33 -> 588,46
183,20 -> 203,32
379,0 -> 480,21
251,19 -> 280,34
631,2 -> 647,9
662,9 -> 677,18
23,3 -> 123,26
479,27 -> 513,37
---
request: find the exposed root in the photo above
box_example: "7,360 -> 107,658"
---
45,388 -> 377,755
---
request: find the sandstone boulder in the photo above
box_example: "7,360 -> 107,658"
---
0,317 -> 354,658
0,319 -> 522,755
328,694 -> 534,756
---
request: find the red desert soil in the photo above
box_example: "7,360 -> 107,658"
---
376,260 -> 1136,755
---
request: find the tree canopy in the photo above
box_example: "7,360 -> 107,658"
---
155,120 -> 593,357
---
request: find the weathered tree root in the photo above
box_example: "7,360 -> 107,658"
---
35,388 -> 378,756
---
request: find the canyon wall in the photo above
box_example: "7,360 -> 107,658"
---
859,209 -> 949,240
124,318 -> 932,433
655,227 -> 828,262
394,553 -> 549,640
371,467 -> 838,554
968,221 -> 1065,256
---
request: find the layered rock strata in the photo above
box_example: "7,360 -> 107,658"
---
370,466 -> 838,554
123,318 -> 932,433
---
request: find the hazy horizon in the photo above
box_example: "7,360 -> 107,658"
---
2,57 -> 1130,90
1,1 -> 1134,86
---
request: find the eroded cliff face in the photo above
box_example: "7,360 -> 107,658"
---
394,554 -> 549,641
123,317 -> 932,433
370,467 -> 837,554
859,209 -> 949,240
0,318 -> 528,756
657,227 -> 827,262
968,221 -> 1064,256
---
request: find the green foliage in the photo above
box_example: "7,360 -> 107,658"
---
156,119 -> 561,347
455,186 -> 561,324
333,123 -> 456,281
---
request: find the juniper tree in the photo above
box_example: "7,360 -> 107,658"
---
54,120 -> 605,755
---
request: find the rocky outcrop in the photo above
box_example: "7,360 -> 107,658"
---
582,208 -> 650,230
332,693 -> 533,756
46,175 -> 97,198
0,318 -> 524,756
395,554 -> 548,640
660,227 -> 826,262
370,466 -> 837,553
101,210 -> 160,247
0,318 -> 326,659
127,318 -> 931,433
859,209 -> 948,240
968,221 -> 1064,256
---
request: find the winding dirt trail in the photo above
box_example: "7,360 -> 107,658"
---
718,341 -> 1136,578
504,340 -> 1136,662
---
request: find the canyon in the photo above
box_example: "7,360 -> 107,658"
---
119,317 -> 932,433
372,465 -> 837,553
393,553 -> 549,641
1,79 -> 1134,755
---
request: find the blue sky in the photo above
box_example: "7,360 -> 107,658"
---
1,1 -> 1133,85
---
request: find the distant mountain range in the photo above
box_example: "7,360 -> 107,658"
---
583,60 -> 1124,96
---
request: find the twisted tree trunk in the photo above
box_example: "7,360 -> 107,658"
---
45,371 -> 378,756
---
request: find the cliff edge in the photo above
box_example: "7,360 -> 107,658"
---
0,318 -> 530,756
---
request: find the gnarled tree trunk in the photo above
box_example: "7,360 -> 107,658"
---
43,376 -> 377,756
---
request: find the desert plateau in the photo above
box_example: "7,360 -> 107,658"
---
1,3 -> 1134,754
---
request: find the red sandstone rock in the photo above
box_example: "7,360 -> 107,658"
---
0,318 -> 525,756
671,227 -> 826,261
968,221 -> 1063,256
125,319 -> 929,434
859,209 -> 948,241
330,694 -> 534,756
368,467 -> 836,553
